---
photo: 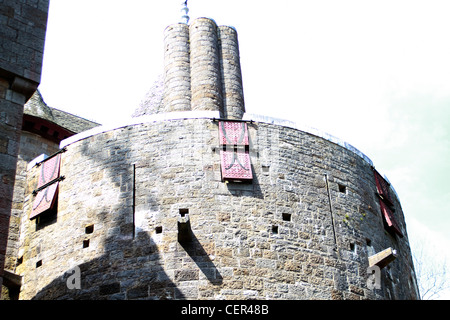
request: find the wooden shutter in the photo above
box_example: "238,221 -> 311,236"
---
30,154 -> 61,220
220,148 -> 253,180
30,182 -> 59,220
379,199 -> 403,237
373,168 -> 403,237
37,153 -> 61,188
218,121 -> 252,182
219,121 -> 249,146
373,169 -> 393,206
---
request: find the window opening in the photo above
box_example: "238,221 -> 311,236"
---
179,209 -> 189,217
85,224 -> 94,234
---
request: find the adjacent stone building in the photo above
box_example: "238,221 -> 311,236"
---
1,90 -> 99,299
2,14 -> 420,300
0,0 -> 50,297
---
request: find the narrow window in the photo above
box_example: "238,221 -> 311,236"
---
36,260 -> 42,268
282,213 -> 291,222
338,184 -> 346,193
179,208 -> 189,217
83,239 -> 90,248
155,226 -> 163,234
85,224 -> 94,234
272,225 -> 278,234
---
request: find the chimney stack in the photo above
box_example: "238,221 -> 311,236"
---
161,17 -> 245,119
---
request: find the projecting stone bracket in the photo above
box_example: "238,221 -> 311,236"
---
2,269 -> 22,288
178,213 -> 192,243
368,247 -> 397,269
2,269 -> 22,299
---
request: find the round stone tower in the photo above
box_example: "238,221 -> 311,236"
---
11,17 -> 419,300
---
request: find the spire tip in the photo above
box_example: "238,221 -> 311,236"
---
180,0 -> 190,24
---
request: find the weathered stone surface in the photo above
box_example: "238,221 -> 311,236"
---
1,0 -> 50,299
9,116 -> 419,300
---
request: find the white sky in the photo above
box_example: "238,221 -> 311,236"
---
38,0 -> 450,298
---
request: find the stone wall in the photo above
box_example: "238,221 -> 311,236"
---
0,0 -> 49,295
0,79 -> 24,294
15,117 -> 419,299
6,131 -> 60,271
2,91 -> 99,299
0,0 -> 49,88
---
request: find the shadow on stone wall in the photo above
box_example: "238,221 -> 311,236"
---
30,130 -> 187,299
179,230 -> 223,286
32,232 -> 185,300
225,164 -> 263,199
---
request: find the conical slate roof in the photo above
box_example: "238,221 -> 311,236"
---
132,74 -> 164,118
24,90 -> 100,134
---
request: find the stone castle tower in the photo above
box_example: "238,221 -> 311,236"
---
0,0 -> 50,299
2,6 -> 419,300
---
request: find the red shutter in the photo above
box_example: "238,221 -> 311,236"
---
218,121 -> 253,182
30,182 -> 59,220
379,199 -> 403,238
30,154 -> 61,220
373,169 -> 393,206
219,121 -> 249,146
37,154 -> 61,188
220,149 -> 253,180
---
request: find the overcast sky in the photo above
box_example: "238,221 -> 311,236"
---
37,0 -> 450,298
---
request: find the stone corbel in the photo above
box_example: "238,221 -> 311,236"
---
2,269 -> 22,288
368,247 -> 397,269
11,76 -> 38,101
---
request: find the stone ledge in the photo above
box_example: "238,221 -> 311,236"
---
59,110 -> 221,149
368,247 -> 397,269
243,113 -> 373,166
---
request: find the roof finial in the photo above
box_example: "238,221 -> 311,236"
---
180,0 -> 190,24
